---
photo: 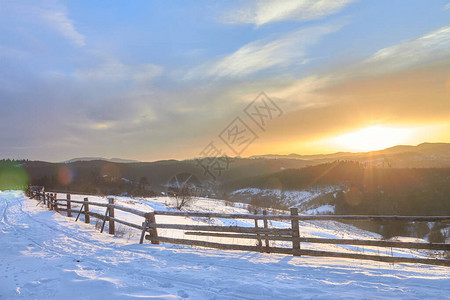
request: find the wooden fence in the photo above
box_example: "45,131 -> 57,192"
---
27,189 -> 450,267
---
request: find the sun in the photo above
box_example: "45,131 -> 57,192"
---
330,125 -> 414,152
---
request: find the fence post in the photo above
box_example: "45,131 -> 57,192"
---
290,207 -> 301,256
100,206 -> 109,233
108,198 -> 115,235
140,218 -> 149,244
54,194 -> 58,212
263,210 -> 270,253
84,197 -> 90,224
75,203 -> 85,222
43,192 -> 46,205
50,194 -> 54,210
254,210 -> 262,252
66,194 -> 72,217
148,212 -> 159,245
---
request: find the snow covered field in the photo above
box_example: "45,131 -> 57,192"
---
229,186 -> 341,213
1,190 -> 449,299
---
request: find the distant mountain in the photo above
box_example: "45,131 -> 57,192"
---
250,152 -> 353,160
7,142 -> 450,196
222,161 -> 450,215
64,157 -> 140,164
376,142 -> 450,156
250,142 -> 450,168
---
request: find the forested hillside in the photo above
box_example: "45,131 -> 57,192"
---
222,161 -> 450,217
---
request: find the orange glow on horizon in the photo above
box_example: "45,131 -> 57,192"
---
329,125 -> 414,152
247,123 -> 450,158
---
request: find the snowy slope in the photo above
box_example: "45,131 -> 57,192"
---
229,186 -> 341,213
1,190 -> 449,299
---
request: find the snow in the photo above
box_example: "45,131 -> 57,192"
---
230,186 -> 341,211
305,204 -> 335,215
1,190 -> 449,299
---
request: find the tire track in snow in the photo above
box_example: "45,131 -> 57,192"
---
14,195 -> 228,299
1,195 -> 9,226
19,196 -> 326,299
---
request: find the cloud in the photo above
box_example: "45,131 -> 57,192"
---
249,26 -> 450,151
1,1 -> 85,47
275,26 -> 450,92
353,26 -> 450,77
41,10 -> 86,47
268,26 -> 450,107
0,45 -> 30,60
74,58 -> 163,85
249,25 -> 450,150
186,21 -> 346,80
267,76 -> 332,110
2,1 -> 449,161
0,44 -> 167,160
445,3 -> 450,10
258,60 -> 450,153
221,0 -> 356,26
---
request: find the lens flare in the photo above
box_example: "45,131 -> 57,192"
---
57,165 -> 74,185
343,186 -> 362,206
0,164 -> 30,190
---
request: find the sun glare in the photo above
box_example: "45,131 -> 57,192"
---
330,125 -> 414,152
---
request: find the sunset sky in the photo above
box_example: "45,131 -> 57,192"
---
1,0 -> 449,162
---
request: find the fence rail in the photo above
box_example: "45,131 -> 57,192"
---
27,188 -> 450,267
153,211 -> 450,222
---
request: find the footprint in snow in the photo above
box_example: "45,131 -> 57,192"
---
177,290 -> 189,298
158,282 -> 174,288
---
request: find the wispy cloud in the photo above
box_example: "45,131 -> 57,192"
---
445,2 -> 450,10
75,57 -> 163,85
2,1 -> 85,47
221,0 -> 356,26
186,21 -> 346,80
0,45 -> 30,60
264,26 -> 450,119
41,10 -> 86,47
351,26 -> 450,77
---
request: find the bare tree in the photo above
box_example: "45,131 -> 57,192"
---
172,185 -> 195,210
168,173 -> 197,210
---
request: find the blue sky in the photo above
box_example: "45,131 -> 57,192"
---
1,0 -> 450,161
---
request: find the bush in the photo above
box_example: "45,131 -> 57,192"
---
428,223 -> 445,243
170,185 -> 196,210
380,222 -> 408,240
413,222 -> 429,238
